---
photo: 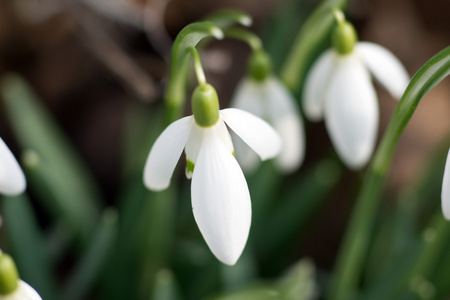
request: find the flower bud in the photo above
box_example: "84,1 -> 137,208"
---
192,84 -> 220,127
248,50 -> 272,82
332,21 -> 358,55
0,252 -> 19,296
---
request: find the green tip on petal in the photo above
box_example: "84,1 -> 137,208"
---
248,50 -> 273,82
332,21 -> 358,55
192,84 -> 220,127
0,253 -> 19,296
186,159 -> 195,175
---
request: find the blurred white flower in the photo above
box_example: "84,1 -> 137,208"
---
231,76 -> 305,173
143,108 -> 281,265
0,280 -> 42,300
441,148 -> 450,220
0,138 -> 26,196
303,42 -> 409,169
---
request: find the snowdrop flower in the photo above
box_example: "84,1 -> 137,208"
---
303,12 -> 409,169
231,50 -> 305,173
0,138 -> 26,196
441,148 -> 450,220
143,83 -> 281,265
0,251 -> 42,300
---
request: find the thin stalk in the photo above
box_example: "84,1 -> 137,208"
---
187,47 -> 207,86
224,28 -> 262,51
328,46 -> 450,300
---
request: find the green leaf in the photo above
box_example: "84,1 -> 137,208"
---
2,194 -> 58,300
0,74 -> 101,241
277,259 -> 317,300
62,209 -> 118,300
151,269 -> 182,300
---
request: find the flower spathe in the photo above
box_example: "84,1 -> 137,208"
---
231,76 -> 305,173
303,42 -> 409,169
143,108 -> 281,265
0,280 -> 42,300
0,138 -> 26,196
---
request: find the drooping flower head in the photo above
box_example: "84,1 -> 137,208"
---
303,10 -> 409,169
0,251 -> 42,300
228,29 -> 305,173
143,47 -> 281,265
0,138 -> 26,196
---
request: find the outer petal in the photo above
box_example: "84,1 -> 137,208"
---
1,280 -> 42,300
302,49 -> 335,121
143,116 -> 193,190
441,148 -> 450,220
220,108 -> 281,161
357,42 -> 409,99
265,77 -> 305,172
324,54 -> 378,170
0,138 -> 26,196
191,128 -> 251,265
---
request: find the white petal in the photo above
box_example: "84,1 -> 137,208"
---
302,49 -> 335,121
220,108 -> 281,161
143,116 -> 193,190
191,128 -> 251,265
0,138 -> 26,196
230,78 -> 265,117
357,42 -> 409,99
441,148 -> 450,220
265,77 -> 305,172
1,280 -> 42,300
324,54 -> 378,170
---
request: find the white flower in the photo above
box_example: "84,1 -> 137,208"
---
303,42 -> 409,169
442,148 -> 450,220
0,138 -> 26,196
231,76 -> 305,173
0,280 -> 42,300
143,108 -> 281,265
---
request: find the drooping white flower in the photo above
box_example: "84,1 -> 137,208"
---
231,76 -> 305,173
441,148 -> 450,220
303,20 -> 409,170
143,84 -> 281,265
0,138 -> 26,196
0,280 -> 42,300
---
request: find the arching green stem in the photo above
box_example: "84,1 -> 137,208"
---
280,0 -> 348,92
164,22 -> 223,124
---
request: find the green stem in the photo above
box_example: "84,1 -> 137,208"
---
187,47 -> 207,86
328,46 -> 450,300
164,22 -> 223,124
224,28 -> 262,51
280,0 -> 347,92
